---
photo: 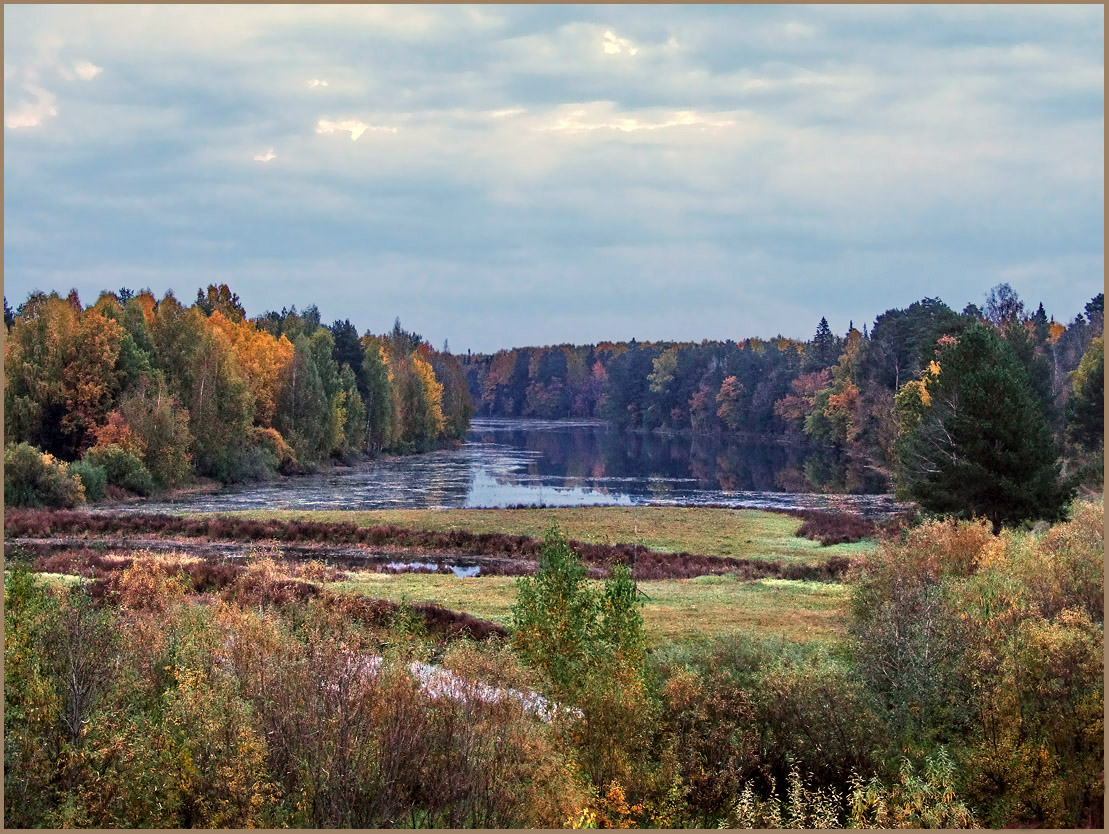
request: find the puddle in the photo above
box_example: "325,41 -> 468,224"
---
385,561 -> 482,577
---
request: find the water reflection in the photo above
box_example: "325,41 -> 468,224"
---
129,418 -> 904,517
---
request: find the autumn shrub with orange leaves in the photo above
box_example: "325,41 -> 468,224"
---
4,557 -> 583,828
850,499 -> 1104,828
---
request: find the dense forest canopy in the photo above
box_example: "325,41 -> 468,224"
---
4,283 -> 1102,527
4,285 -> 473,490
461,286 -> 1102,465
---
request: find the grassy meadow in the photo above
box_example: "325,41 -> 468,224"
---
327,571 -> 849,647
221,506 -> 863,647
229,505 -> 876,565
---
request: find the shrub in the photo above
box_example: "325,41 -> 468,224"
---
850,502 -> 1105,827
847,749 -> 976,829
4,442 -> 85,508
722,766 -> 844,829
70,459 -> 108,502
655,635 -> 881,826
84,444 -> 155,496
4,569 -> 65,827
511,528 -> 654,794
795,510 -> 877,545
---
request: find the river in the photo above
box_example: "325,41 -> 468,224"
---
127,418 -> 904,517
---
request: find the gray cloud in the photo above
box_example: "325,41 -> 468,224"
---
4,4 -> 1102,352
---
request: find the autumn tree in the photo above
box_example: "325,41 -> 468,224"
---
4,292 -> 125,459
195,284 -> 246,322
411,354 -> 447,445
115,375 -> 194,489
150,295 -> 254,481
430,349 -> 475,441
806,327 -> 864,446
207,311 -> 293,427
773,370 -> 831,430
715,376 -> 744,431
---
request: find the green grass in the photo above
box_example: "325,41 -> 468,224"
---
229,506 -> 876,565
327,571 -> 849,647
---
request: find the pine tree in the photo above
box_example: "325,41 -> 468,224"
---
895,323 -> 1073,533
806,317 -> 838,370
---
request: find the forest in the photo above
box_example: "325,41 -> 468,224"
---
460,285 -> 1103,530
5,283 -> 1102,525
466,289 -> 1100,456
4,285 -> 473,501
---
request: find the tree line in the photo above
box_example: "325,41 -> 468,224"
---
4,285 -> 473,499
462,285 -> 1104,527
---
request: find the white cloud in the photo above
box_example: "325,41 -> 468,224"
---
253,148 -> 276,162
781,21 -> 815,38
316,118 -> 397,140
5,86 -> 58,129
489,107 -> 526,118
601,30 -> 638,56
73,60 -> 102,80
308,78 -> 329,88
543,103 -> 734,134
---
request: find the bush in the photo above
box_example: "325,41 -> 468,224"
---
511,528 -> 654,795
4,442 -> 85,508
655,635 -> 881,825
847,749 -> 976,829
850,502 -> 1105,827
70,460 -> 108,502
84,444 -> 155,496
721,766 -> 844,829
795,510 -> 877,545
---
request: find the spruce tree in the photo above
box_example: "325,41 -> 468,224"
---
806,316 -> 839,370
895,323 -> 1073,533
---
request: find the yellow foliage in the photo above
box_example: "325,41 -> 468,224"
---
207,311 -> 293,427
412,355 -> 446,436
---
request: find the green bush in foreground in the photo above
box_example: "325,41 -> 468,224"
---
3,442 -> 85,508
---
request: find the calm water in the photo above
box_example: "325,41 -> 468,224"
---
129,418 -> 904,517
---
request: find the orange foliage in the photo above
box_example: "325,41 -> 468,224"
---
93,411 -> 145,456
134,291 -> 158,325
207,311 -> 293,426
774,369 -> 831,425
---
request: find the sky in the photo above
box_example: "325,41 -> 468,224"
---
4,4 -> 1104,353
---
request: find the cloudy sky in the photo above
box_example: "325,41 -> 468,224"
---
4,4 -> 1103,352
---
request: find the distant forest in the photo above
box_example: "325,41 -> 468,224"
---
4,286 -> 472,492
4,283 -> 1103,523
462,285 -> 1103,471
